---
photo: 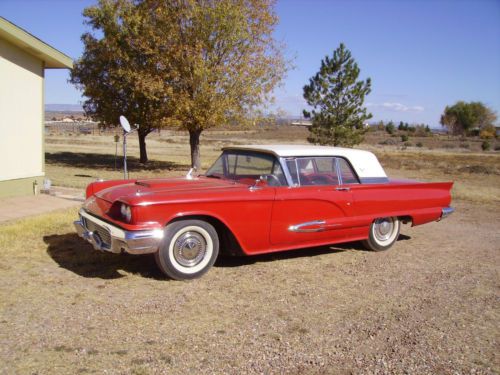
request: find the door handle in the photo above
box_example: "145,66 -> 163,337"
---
335,187 -> 350,192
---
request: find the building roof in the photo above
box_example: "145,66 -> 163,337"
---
0,16 -> 73,69
223,144 -> 387,178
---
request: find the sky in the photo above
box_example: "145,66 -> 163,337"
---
1,0 -> 499,127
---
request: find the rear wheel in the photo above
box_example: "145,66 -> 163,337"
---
155,219 -> 219,280
362,217 -> 400,251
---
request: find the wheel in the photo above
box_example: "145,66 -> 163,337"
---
155,219 -> 219,280
362,217 -> 400,251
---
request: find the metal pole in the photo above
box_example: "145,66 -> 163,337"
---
123,131 -> 128,179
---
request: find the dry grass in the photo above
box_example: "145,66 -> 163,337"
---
1,128 -> 498,373
45,129 -> 500,203
0,201 -> 498,374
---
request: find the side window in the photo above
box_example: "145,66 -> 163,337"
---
337,158 -> 359,184
291,157 -> 339,186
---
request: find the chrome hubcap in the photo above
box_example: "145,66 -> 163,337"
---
173,231 -> 207,267
374,218 -> 394,242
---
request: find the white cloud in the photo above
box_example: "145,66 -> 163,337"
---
367,102 -> 424,113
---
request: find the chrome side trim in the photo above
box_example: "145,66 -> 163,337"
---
74,209 -> 163,255
289,220 -> 326,233
288,220 -> 342,233
439,206 -> 455,221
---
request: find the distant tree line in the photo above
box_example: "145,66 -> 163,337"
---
375,120 -> 431,137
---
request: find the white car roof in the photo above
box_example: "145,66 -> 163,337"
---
223,144 -> 387,180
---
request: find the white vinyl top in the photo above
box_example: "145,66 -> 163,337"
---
223,144 -> 387,179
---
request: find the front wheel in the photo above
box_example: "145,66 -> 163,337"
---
155,219 -> 219,280
362,217 -> 400,251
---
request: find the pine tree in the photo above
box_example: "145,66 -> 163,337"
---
303,43 -> 372,146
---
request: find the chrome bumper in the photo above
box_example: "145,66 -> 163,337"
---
73,209 -> 163,255
439,206 -> 455,221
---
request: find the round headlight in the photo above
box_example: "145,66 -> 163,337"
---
120,203 -> 132,223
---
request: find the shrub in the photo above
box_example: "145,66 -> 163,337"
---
480,124 -> 496,139
416,142 -> 423,148
459,143 -> 469,149
379,138 -> 398,145
404,142 -> 412,147
401,134 -> 409,142
495,145 -> 500,151
481,141 -> 491,151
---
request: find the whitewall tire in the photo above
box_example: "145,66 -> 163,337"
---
155,219 -> 219,280
362,217 -> 400,251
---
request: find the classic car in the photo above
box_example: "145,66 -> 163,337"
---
74,145 -> 454,280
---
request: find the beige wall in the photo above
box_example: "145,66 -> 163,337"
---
0,38 -> 44,182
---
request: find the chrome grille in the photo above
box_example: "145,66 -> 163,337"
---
83,217 -> 112,248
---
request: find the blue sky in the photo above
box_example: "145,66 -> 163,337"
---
1,0 -> 499,127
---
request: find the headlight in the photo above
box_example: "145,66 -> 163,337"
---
120,203 -> 132,223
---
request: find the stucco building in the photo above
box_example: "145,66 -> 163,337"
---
0,17 -> 72,197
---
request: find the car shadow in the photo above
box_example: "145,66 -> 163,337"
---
44,233 -> 164,280
45,233 -> 413,279
215,234 -> 412,268
215,245 -> 347,268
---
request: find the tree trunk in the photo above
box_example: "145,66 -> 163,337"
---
138,130 -> 148,164
189,129 -> 202,169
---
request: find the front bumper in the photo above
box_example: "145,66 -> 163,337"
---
74,209 -> 163,254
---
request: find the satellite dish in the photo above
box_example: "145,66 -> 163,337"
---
119,115 -> 131,133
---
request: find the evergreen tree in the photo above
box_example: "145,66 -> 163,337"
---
303,43 -> 372,146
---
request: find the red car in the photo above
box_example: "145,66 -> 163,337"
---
74,145 -> 454,280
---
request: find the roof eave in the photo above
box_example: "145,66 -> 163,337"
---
0,17 -> 73,69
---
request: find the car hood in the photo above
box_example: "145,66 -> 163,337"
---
95,177 -> 247,205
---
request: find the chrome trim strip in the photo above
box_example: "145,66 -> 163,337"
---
74,209 -> 163,255
335,158 -> 343,185
439,206 -> 455,221
279,157 -> 295,187
289,220 -> 326,233
288,220 -> 343,232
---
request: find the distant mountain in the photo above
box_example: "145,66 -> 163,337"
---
45,104 -> 83,112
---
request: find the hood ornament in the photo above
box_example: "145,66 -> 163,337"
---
186,167 -> 197,180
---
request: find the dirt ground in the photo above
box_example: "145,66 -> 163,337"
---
0,198 -> 498,374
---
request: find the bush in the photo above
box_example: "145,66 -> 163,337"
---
481,141 -> 491,151
385,123 -> 395,135
495,145 -> 500,151
459,143 -> 470,149
404,142 -> 412,147
401,134 -> 409,142
480,124 -> 496,139
379,138 -> 398,146
416,142 -> 423,148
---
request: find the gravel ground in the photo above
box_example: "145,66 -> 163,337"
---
0,199 -> 498,374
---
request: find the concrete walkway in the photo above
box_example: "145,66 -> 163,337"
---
0,186 -> 84,224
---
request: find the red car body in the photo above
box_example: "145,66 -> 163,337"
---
74,145 -> 454,280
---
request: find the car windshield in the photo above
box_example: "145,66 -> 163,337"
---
205,150 -> 287,186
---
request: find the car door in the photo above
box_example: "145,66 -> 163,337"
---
270,156 -> 356,246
